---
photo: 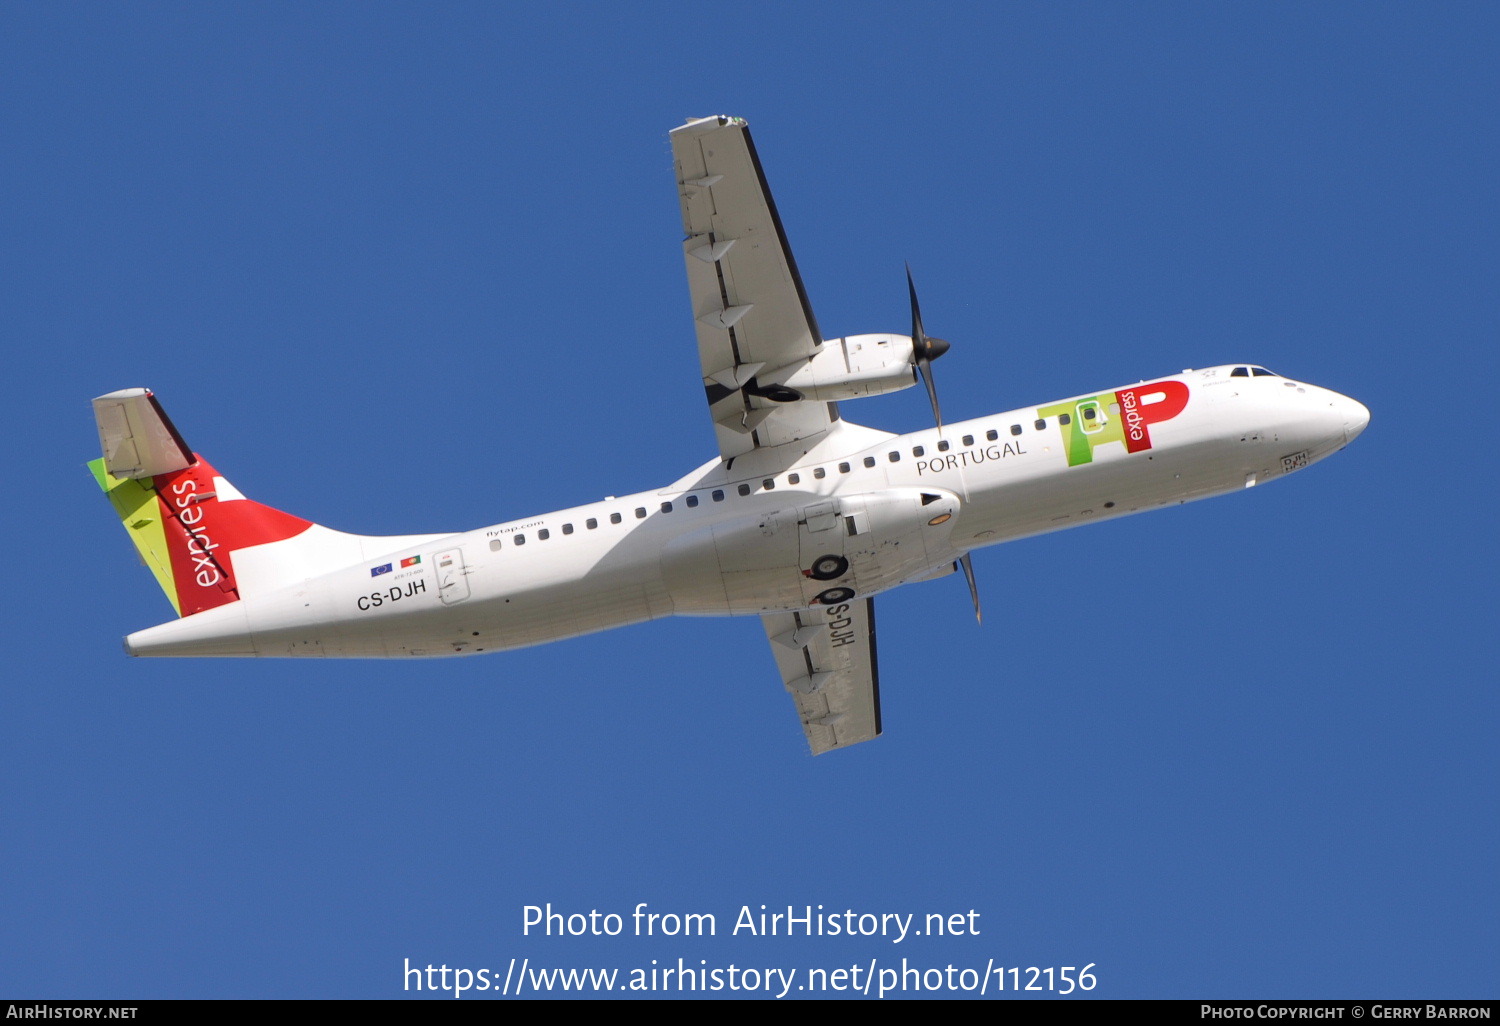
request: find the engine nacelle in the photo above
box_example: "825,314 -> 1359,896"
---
774,334 -> 918,402
660,487 -> 962,614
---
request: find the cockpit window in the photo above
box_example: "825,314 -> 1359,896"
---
1251,366 -> 1276,377
1231,366 -> 1249,377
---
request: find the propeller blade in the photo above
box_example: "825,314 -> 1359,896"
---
919,359 -> 944,431
959,553 -> 981,623
906,263 -> 926,345
906,263 -> 949,430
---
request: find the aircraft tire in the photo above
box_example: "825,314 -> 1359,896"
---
809,555 -> 849,581
814,587 -> 856,606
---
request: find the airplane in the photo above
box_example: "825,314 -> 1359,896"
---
88,114 -> 1370,755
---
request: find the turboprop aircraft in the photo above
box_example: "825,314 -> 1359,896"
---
89,115 -> 1370,754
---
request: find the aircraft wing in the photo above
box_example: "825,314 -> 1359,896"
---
761,600 -> 881,755
671,115 -> 836,461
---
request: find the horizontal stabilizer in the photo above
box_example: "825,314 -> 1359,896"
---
93,389 -> 193,480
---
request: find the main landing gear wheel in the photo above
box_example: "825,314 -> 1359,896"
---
809,554 -> 849,581
814,586 -> 856,606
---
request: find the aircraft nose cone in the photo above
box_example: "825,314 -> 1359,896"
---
1341,395 -> 1371,443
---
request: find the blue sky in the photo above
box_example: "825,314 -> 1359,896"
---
3,1 -> 1495,1000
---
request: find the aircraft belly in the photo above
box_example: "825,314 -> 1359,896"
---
660,489 -> 963,613
956,436 -> 1252,548
348,547 -> 671,656
127,532 -> 673,659
372,576 -> 666,656
232,572 -> 667,658
660,510 -> 799,615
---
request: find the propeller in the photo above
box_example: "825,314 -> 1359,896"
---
905,266 -> 979,622
906,263 -> 951,430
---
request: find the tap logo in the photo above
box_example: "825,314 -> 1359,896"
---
1039,380 -> 1190,467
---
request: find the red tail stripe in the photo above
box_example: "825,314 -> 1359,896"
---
153,456 -> 314,616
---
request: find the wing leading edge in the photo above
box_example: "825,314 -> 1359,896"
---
671,115 -> 837,461
761,599 -> 881,755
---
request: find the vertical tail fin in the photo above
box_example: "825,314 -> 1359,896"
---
90,390 -> 313,617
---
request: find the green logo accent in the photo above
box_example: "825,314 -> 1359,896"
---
1038,393 -> 1125,467
89,457 -> 180,613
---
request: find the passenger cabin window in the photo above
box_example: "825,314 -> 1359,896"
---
515,535 -> 526,545
1010,424 -> 1022,436
686,495 -> 698,508
1034,419 -> 1046,431
738,483 -> 751,496
1057,414 -> 1070,426
1083,407 -> 1096,421
586,518 -> 598,529
712,489 -> 725,501
787,473 -> 800,485
913,445 -> 925,457
610,512 -> 622,524
489,539 -> 501,551
660,501 -> 673,513
986,429 -> 998,441
962,434 -> 973,446
937,440 -> 950,452
838,462 -> 851,474
538,528 -> 550,540
635,507 -> 646,519
812,468 -> 825,480
863,456 -> 876,468
763,478 -> 775,490
888,451 -> 900,462
562,523 -> 574,535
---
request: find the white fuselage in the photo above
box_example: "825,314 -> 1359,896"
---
124,366 -> 1368,658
